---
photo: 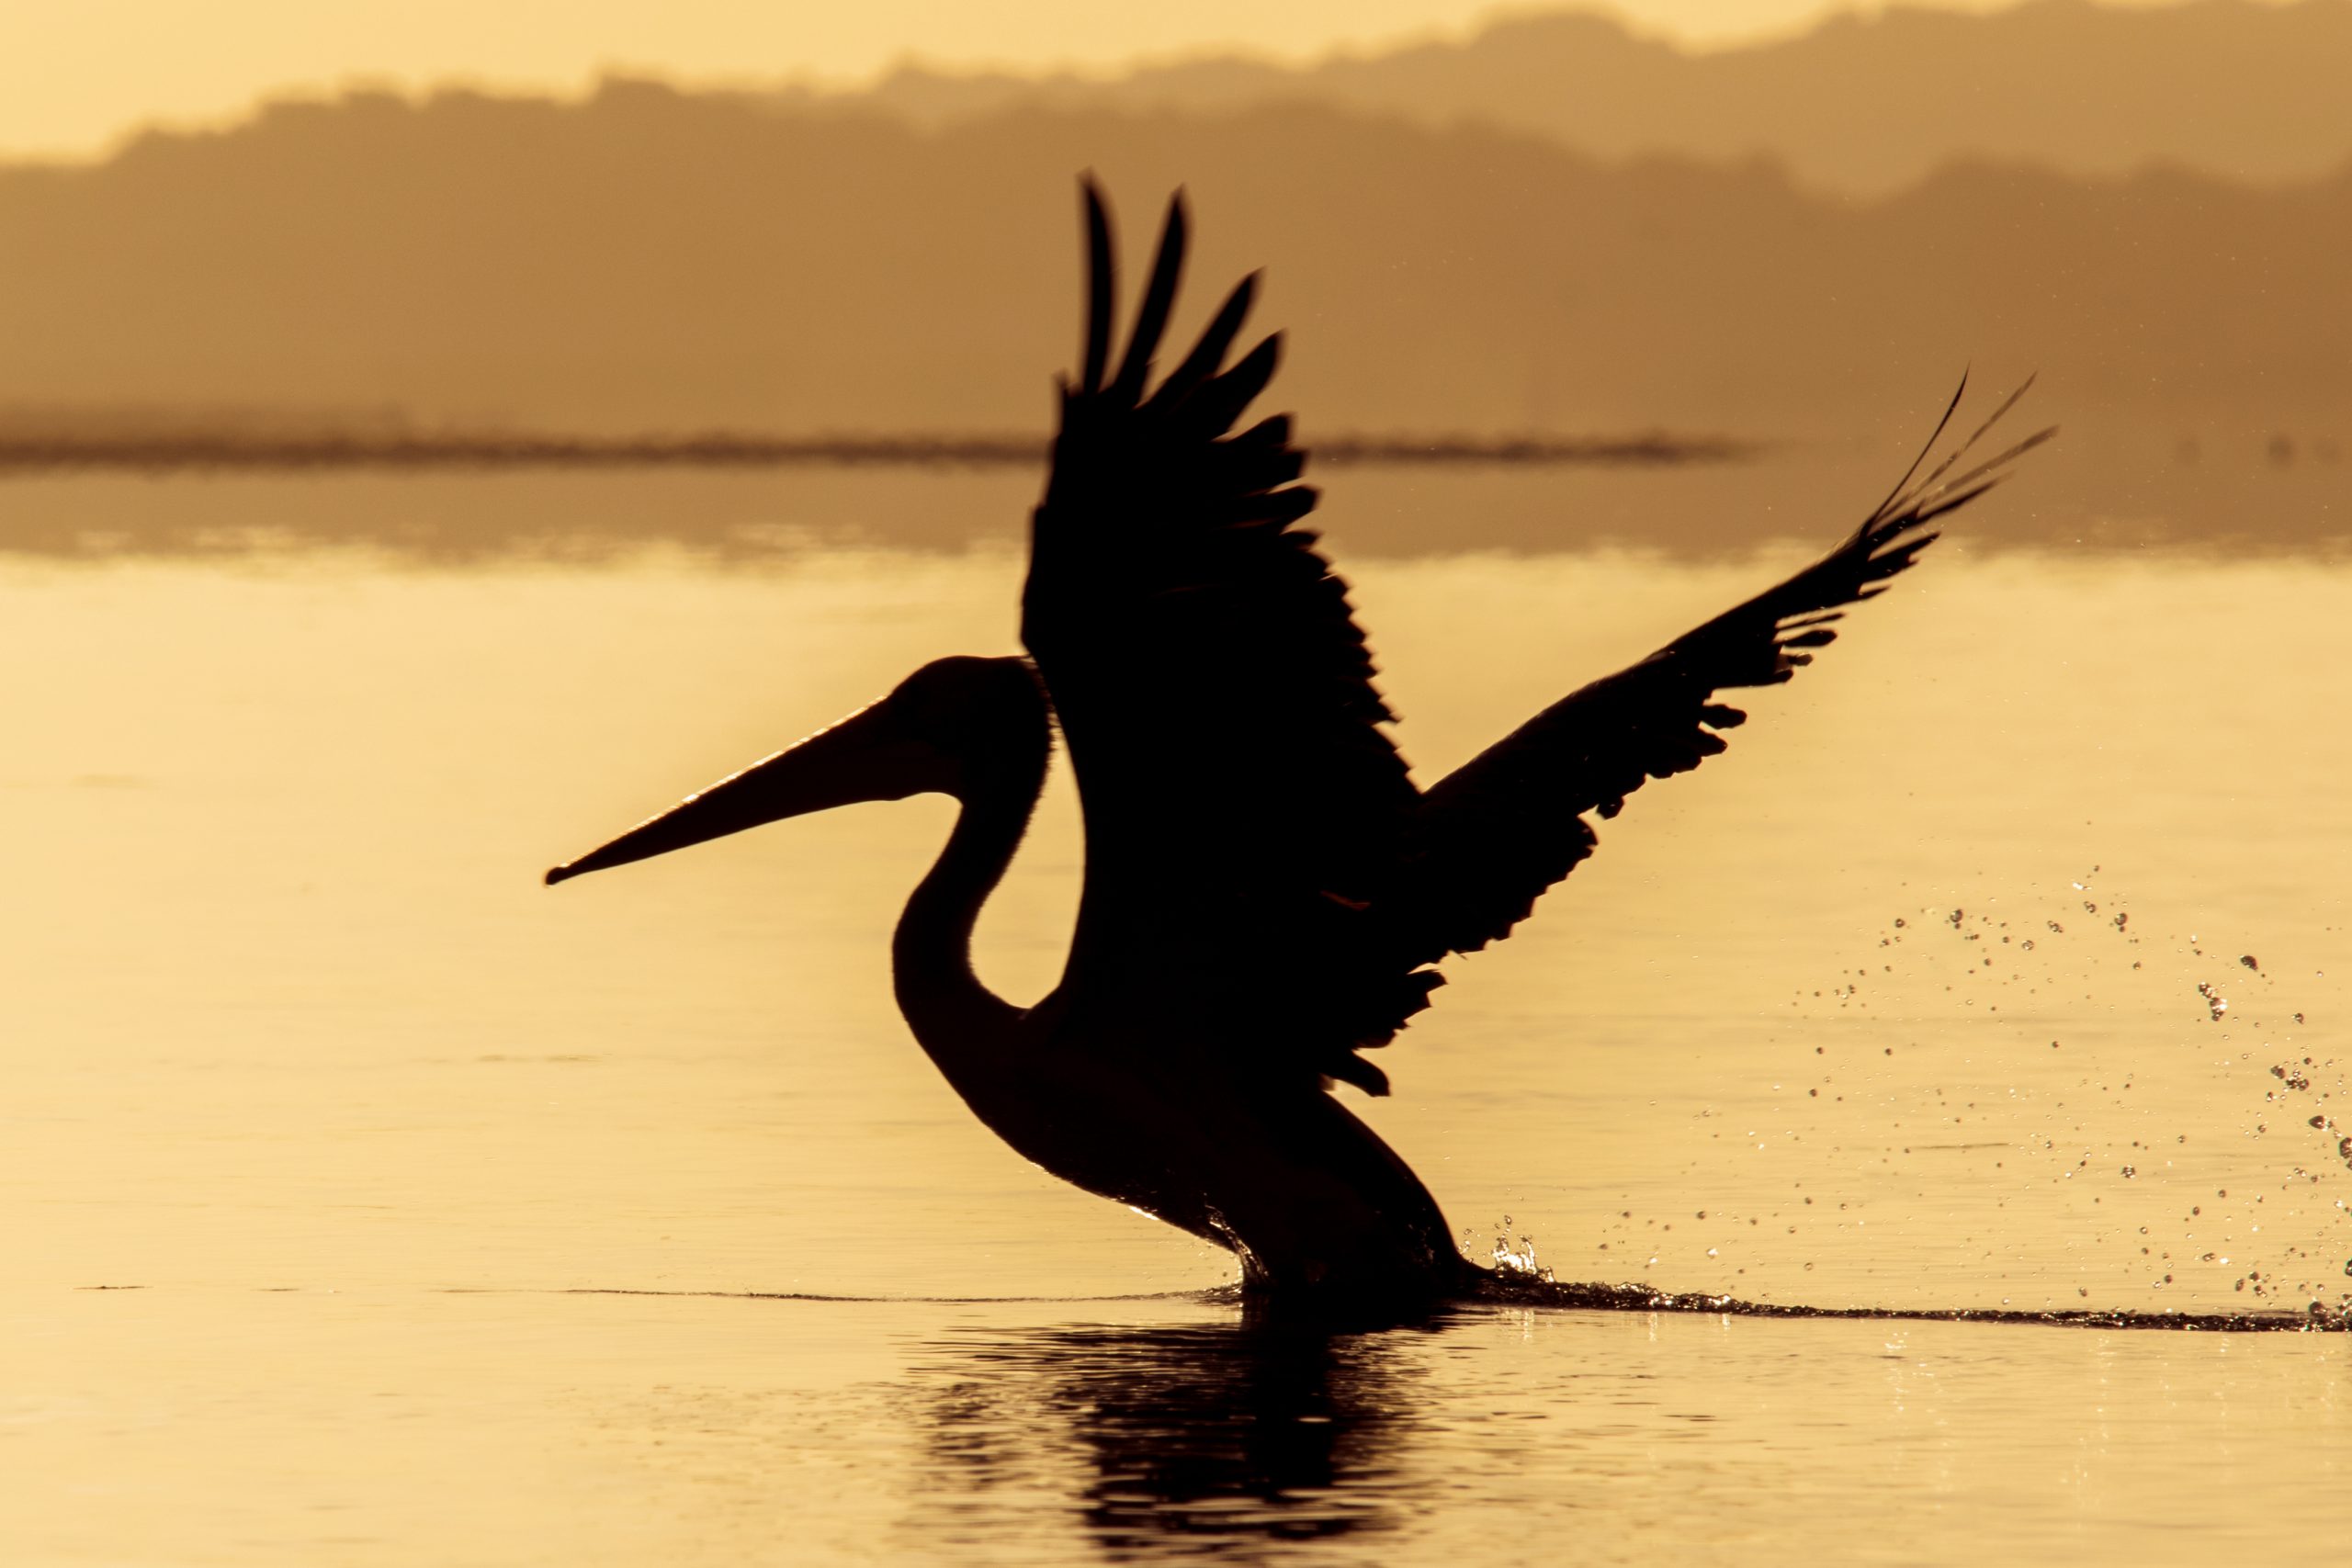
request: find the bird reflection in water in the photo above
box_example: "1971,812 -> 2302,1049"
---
910,1311 -> 1439,1554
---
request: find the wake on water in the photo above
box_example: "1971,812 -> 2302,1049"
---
1467,1271 -> 2347,1332
482,1279 -> 2346,1332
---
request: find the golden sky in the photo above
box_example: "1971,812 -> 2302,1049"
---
2,0 -> 2116,162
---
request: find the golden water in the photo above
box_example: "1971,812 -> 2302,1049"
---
3,467 -> 2346,1562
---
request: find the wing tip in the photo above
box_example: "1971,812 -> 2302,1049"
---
1079,175 -> 1114,395
1109,186 -> 1192,402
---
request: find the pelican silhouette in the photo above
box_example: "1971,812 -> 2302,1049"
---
547,183 -> 2048,1305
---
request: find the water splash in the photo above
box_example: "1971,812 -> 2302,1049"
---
1777,871 -> 2352,1325
1476,1216 -> 1555,1283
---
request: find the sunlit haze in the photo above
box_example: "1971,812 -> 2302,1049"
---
6,0 -> 2348,1552
3,0 -> 2186,161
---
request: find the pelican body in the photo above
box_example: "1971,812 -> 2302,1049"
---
548,185 -> 2047,1307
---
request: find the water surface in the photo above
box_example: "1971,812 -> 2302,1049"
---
4,464 -> 2346,1562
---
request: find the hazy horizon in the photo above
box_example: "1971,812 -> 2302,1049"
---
4,74 -> 2345,459
1,0 -> 2280,162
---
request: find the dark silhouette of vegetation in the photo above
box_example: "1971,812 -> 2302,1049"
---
0,427 -> 1752,474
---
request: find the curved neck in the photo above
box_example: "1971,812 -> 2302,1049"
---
891,761 -> 1041,1077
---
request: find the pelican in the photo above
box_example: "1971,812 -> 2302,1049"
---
548,184 -> 2047,1306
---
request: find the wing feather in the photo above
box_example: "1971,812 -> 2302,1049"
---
1397,382 -> 2053,964
1023,181 -> 1418,1094
1027,180 -> 2050,1096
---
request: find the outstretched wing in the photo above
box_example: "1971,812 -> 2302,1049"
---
1023,182 -> 1431,1095
1395,378 -> 2053,964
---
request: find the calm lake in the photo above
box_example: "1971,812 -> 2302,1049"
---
5,453 -> 2347,1562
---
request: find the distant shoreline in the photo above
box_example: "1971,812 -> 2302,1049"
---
0,431 -> 1758,475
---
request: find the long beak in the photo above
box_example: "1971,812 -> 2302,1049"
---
544,702 -> 942,886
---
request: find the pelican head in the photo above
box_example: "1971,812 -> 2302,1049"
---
545,654 -> 1046,886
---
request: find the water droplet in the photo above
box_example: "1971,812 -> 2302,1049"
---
2120,1165 -> 2137,1179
